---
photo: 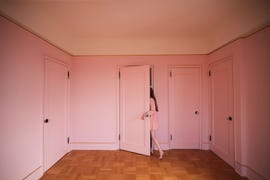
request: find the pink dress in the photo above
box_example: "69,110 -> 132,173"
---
149,98 -> 158,130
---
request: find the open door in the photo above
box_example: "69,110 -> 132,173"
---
119,65 -> 150,156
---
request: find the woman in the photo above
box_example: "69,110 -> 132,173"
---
142,88 -> 164,159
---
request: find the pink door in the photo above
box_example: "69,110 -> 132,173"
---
209,58 -> 234,167
44,59 -> 69,171
119,65 -> 150,156
169,67 -> 201,149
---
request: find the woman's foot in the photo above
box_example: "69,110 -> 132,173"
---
159,151 -> 164,159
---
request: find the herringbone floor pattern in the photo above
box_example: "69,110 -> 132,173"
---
41,150 -> 247,180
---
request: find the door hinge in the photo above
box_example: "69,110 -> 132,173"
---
170,134 -> 172,141
170,71 -> 172,77
67,137 -> 70,144
118,134 -> 120,141
209,135 -> 212,141
118,71 -> 121,79
67,71 -> 70,79
208,70 -> 211,77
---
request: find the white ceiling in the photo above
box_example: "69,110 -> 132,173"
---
1,0 -> 270,55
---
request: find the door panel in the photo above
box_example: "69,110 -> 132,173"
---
169,67 -> 201,149
44,59 -> 68,171
119,65 -> 150,156
210,58 -> 234,167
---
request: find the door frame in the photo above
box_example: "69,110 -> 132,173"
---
168,65 -> 203,149
43,56 -> 70,172
208,56 -> 235,167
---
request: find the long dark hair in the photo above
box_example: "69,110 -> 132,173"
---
150,87 -> 159,111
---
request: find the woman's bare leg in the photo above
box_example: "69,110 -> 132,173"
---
150,137 -> 154,154
150,130 -> 164,159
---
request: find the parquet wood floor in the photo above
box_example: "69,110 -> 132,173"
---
40,150 -> 247,180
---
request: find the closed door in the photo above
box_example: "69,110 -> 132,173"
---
169,67 -> 201,149
119,65 -> 150,156
209,58 -> 234,167
44,59 -> 69,171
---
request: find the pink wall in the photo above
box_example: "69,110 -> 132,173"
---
209,27 -> 270,179
242,27 -> 270,179
70,55 -> 209,150
0,16 -> 71,179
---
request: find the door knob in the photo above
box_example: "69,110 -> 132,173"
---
195,111 -> 199,115
227,116 -> 232,121
44,119 -> 49,123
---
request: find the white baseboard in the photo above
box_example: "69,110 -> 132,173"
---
201,142 -> 210,150
23,166 -> 43,180
157,143 -> 208,150
235,161 -> 266,180
160,143 -> 170,150
70,142 -> 119,150
235,161 -> 247,177
70,142 -> 170,151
